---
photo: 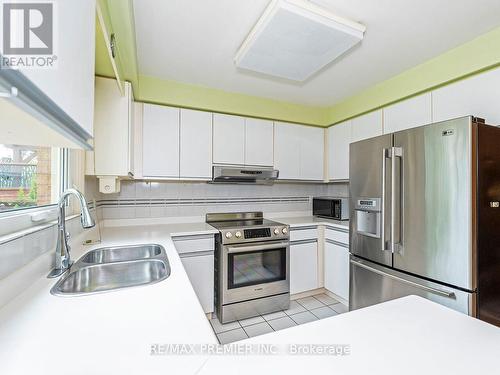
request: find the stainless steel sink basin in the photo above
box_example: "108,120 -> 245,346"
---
50,244 -> 170,296
81,244 -> 163,264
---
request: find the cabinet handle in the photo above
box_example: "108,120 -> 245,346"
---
290,239 -> 317,245
325,238 -> 348,248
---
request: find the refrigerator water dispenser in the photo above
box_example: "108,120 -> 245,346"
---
355,198 -> 381,238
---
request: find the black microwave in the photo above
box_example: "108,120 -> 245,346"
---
313,197 -> 349,221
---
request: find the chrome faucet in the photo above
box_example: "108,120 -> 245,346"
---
47,189 -> 95,278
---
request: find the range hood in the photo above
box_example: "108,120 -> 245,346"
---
212,166 -> 279,185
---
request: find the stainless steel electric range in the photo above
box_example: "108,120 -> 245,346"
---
206,212 -> 290,323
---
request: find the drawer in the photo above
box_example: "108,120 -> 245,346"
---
290,226 -> 318,242
172,234 -> 214,255
325,227 -> 349,244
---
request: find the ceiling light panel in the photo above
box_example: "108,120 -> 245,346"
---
235,0 -> 366,82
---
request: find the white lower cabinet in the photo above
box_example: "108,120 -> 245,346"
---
324,240 -> 349,301
290,240 -> 319,294
180,254 -> 214,314
173,235 -> 215,314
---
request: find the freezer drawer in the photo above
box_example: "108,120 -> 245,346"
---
349,256 -> 474,315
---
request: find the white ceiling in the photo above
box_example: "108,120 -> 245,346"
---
133,0 -> 500,107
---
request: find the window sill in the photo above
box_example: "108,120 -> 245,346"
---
0,212 -> 81,246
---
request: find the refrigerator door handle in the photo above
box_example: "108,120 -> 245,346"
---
351,259 -> 456,299
391,147 -> 403,253
381,148 -> 389,251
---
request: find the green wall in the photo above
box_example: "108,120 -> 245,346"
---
94,2 -> 500,127
326,26 -> 500,125
137,75 -> 330,126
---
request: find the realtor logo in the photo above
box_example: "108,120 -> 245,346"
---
1,1 -> 56,68
3,2 -> 53,54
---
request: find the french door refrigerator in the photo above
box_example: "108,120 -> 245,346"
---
349,116 -> 500,327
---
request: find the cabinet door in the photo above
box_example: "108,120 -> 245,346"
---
93,78 -> 131,176
274,122 -> 301,179
245,118 -> 274,166
299,125 -> 324,180
324,241 -> 349,301
290,241 -> 318,294
383,93 -> 432,134
433,67 -> 500,124
20,0 -> 96,136
328,120 -> 351,180
180,109 -> 212,179
351,110 -> 383,143
181,255 -> 214,313
213,114 -> 245,164
142,104 -> 180,177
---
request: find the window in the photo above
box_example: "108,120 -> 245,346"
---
0,144 -> 65,213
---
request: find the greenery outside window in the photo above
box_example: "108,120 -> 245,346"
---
0,144 -> 65,213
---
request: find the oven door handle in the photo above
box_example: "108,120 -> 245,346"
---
225,241 -> 289,254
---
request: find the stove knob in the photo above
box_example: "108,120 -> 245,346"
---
282,227 -> 288,234
225,232 -> 233,239
235,231 -> 242,238
273,228 -> 280,235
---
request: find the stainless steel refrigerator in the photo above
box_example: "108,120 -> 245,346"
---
349,116 -> 500,327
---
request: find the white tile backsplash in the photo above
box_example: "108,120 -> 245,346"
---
97,180 -> 349,220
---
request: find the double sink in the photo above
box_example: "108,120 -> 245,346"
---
51,244 -> 171,296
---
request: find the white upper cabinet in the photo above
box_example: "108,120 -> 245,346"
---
142,104 -> 180,178
327,120 -> 351,181
245,118 -> 274,166
299,125 -> 324,181
180,109 -> 212,179
432,67 -> 500,125
351,110 -> 383,143
92,77 -> 133,177
274,122 -> 301,179
383,93 -> 432,133
20,0 -> 95,136
274,122 -> 324,180
213,114 -> 245,164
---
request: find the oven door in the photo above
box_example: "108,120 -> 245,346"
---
222,240 -> 289,304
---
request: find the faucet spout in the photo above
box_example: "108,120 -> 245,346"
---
48,189 -> 95,278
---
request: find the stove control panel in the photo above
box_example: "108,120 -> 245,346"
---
221,226 -> 289,244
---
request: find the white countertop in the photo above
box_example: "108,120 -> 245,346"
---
199,296 -> 500,375
1,220 -> 498,375
272,215 -> 349,229
0,223 -> 219,375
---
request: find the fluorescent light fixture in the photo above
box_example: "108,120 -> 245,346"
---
235,0 -> 366,81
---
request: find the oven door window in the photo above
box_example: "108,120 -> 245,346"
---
228,248 -> 286,289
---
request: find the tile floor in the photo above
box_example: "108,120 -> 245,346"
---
210,293 -> 348,344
